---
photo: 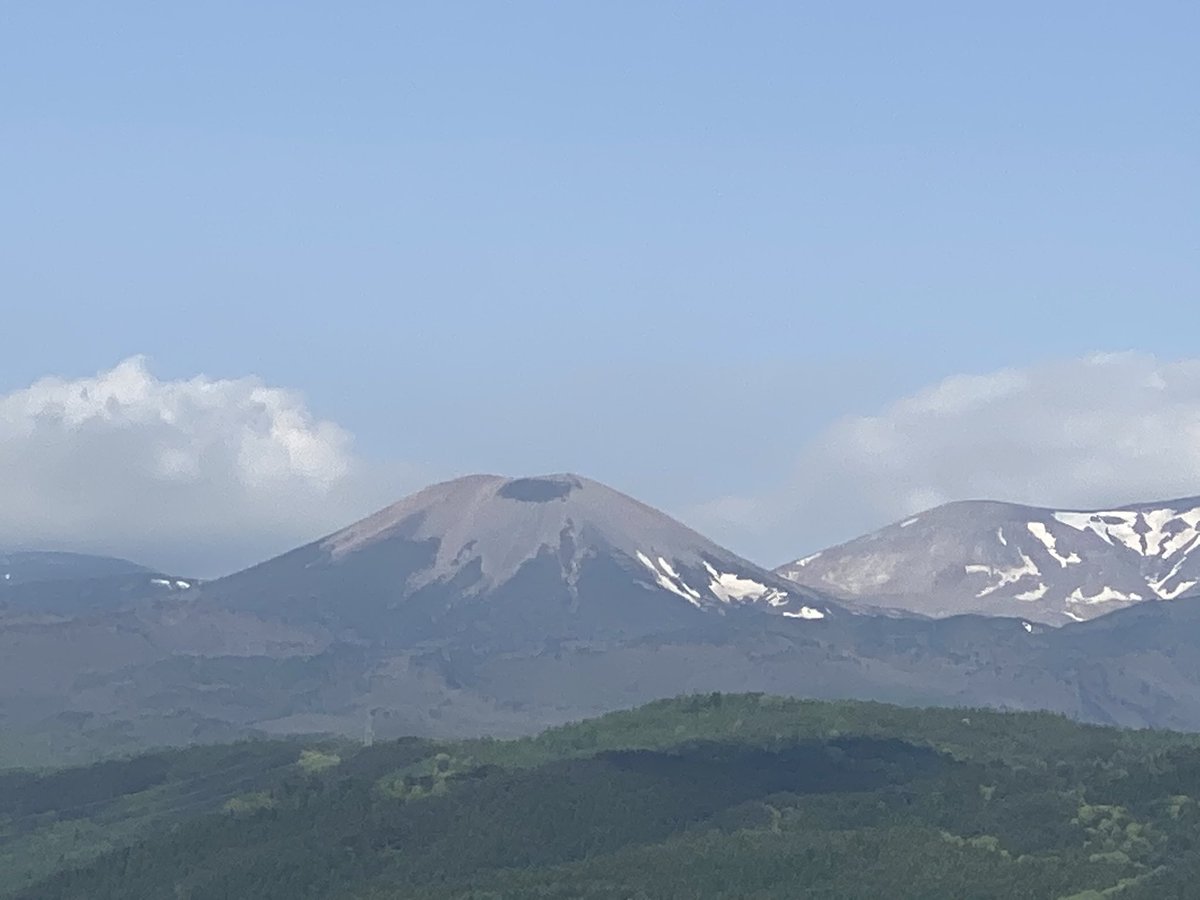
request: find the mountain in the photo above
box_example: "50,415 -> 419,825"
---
206,473 -> 836,647
0,551 -> 197,619
776,496 -> 1200,624
14,695 -> 1200,900
0,551 -> 152,585
0,474 -> 841,765
14,475 -> 1200,768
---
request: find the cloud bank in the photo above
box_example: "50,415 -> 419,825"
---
699,352 -> 1200,564
0,357 -> 413,575
7,352 -> 1200,576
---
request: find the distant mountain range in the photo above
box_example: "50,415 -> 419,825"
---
0,551 -> 197,617
6,475 -> 1200,768
777,496 -> 1200,624
0,550 -> 151,585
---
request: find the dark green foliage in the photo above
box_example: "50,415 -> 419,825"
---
0,739 -> 332,893
12,694 -> 1200,898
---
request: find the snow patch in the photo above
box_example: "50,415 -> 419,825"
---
1054,506 -> 1200,560
1053,510 -> 1142,553
1161,580 -> 1200,602
899,517 -> 919,528
638,550 -> 792,609
1152,571 -> 1200,600
637,552 -> 703,607
1141,507 -> 1177,556
782,606 -> 826,620
175,580 -> 191,589
1067,586 -> 1143,606
963,552 -> 1040,598
658,578 -> 701,605
1026,522 -> 1081,567
150,578 -> 172,587
1162,535 -> 1200,562
1022,621 -> 1033,633
1149,556 -> 1190,598
1015,583 -> 1048,601
702,561 -> 789,606
1160,513 -> 1200,558
794,552 -> 822,567
997,528 -> 1008,547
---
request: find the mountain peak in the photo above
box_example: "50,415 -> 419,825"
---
323,473 -> 712,579
214,473 -> 835,645
778,494 -> 1200,624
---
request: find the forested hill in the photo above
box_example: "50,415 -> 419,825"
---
11,695 -> 1200,899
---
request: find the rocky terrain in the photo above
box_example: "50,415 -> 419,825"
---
778,496 -> 1200,624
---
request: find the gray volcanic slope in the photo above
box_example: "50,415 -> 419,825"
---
777,495 -> 1200,624
208,473 -> 836,644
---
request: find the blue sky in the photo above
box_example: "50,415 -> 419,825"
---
1,3 -> 1197,572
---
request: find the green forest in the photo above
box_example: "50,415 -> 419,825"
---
8,694 -> 1200,898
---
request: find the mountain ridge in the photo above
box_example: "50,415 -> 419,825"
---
777,493 -> 1200,624
0,551 -> 153,586
11,474 -> 1200,767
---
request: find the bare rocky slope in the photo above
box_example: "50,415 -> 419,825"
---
777,496 -> 1200,624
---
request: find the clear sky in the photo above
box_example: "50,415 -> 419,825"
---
1,3 -> 1197,574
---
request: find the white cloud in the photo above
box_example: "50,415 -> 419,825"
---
698,353 -> 1200,564
0,357 -> 416,574
13,352 -> 1200,577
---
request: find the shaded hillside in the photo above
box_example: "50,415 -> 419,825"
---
0,552 -> 152,586
13,695 -> 1200,899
